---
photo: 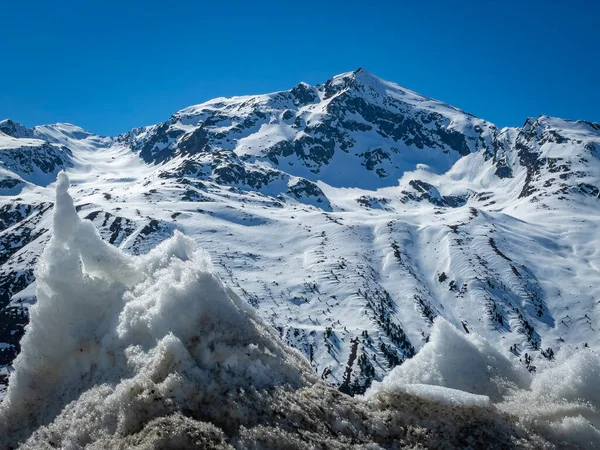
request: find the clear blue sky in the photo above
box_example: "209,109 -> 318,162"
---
1,0 -> 598,136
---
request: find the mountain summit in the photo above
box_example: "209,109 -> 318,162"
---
126,68 -> 497,190
0,71 -> 599,398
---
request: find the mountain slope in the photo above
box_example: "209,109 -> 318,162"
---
3,175 -> 585,449
0,70 -> 599,396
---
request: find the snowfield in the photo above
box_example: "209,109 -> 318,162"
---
0,69 -> 598,446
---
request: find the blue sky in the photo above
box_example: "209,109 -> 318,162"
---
1,0 -> 598,135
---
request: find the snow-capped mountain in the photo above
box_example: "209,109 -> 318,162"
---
0,69 -> 599,396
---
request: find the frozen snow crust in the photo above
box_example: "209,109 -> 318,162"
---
0,173 -> 596,449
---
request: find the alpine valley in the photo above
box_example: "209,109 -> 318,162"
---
1,68 -> 599,397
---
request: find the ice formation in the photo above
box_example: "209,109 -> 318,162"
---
0,172 -> 314,447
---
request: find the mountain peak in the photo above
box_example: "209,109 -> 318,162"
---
352,67 -> 378,79
326,68 -> 381,86
0,119 -> 31,138
335,67 -> 376,79
290,81 -> 319,104
32,123 -> 102,145
319,69 -> 388,100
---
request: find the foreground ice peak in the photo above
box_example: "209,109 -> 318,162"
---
0,172 -> 314,447
53,171 -> 79,242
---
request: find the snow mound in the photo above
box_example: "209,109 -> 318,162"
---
367,318 -> 531,401
366,318 -> 600,448
0,172 -> 314,447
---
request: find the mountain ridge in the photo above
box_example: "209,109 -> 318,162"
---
0,70 -> 599,396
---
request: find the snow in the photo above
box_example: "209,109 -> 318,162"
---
366,318 -> 600,448
0,70 -> 598,445
0,174 -> 595,448
0,109 -> 598,392
366,318 -> 530,401
0,133 -> 44,150
32,123 -> 113,150
0,172 -> 314,447
394,383 -> 490,407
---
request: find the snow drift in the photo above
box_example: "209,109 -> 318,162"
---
0,172 -> 314,447
0,172 -> 596,448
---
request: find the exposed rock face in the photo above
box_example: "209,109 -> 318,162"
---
122,70 -> 499,191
